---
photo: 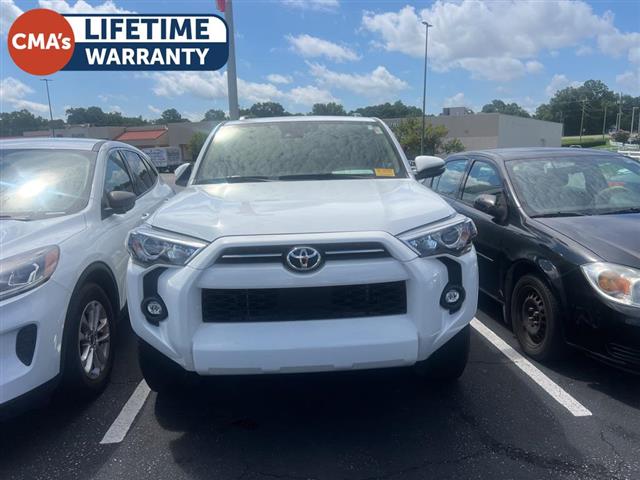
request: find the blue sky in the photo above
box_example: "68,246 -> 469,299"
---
1,0 -> 639,121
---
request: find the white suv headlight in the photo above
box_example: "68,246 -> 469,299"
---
0,246 -> 60,301
127,227 -> 207,267
398,216 -> 477,257
581,262 -> 640,308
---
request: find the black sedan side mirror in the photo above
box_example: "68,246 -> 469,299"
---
107,191 -> 136,215
474,193 -> 507,222
174,163 -> 193,187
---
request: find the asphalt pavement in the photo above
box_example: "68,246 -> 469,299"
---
1,174 -> 638,480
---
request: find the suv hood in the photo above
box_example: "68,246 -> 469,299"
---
0,214 -> 87,260
149,179 -> 454,241
535,213 -> 640,268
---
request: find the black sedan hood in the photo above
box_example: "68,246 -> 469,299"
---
535,213 -> 640,268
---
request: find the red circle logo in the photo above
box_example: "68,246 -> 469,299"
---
8,9 -> 75,76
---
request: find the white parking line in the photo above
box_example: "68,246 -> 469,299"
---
100,380 -> 151,444
470,318 -> 592,417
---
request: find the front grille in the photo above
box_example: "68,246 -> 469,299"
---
215,242 -> 390,265
607,343 -> 640,366
201,281 -> 406,323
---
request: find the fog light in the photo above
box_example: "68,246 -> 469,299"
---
440,285 -> 465,313
141,297 -> 167,324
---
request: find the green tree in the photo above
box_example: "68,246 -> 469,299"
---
0,109 -> 49,136
65,106 -> 147,126
391,117 -> 451,157
311,102 -> 347,116
241,102 -> 289,118
481,99 -> 530,118
203,109 -> 227,121
535,80 -> 617,136
188,132 -> 208,161
351,100 -> 422,119
443,138 -> 465,154
159,108 -> 188,124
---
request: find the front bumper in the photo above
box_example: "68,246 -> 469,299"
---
128,231 -> 478,375
0,279 -> 69,405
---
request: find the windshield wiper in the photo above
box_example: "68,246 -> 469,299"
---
0,215 -> 31,221
531,211 -> 588,218
599,207 -> 640,215
278,173 -> 375,181
196,176 -> 275,184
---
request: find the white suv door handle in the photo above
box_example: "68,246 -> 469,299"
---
141,213 -> 150,219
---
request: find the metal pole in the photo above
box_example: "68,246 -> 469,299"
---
602,104 -> 607,140
420,21 -> 432,155
579,99 -> 585,144
225,0 -> 239,120
41,79 -> 55,137
631,106 -> 638,135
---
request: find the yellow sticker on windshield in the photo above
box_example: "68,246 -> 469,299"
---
375,168 -> 395,177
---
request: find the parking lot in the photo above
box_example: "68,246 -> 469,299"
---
1,290 -> 638,480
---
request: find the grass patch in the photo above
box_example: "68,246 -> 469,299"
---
562,135 -> 607,148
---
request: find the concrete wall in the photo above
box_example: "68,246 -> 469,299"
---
497,115 -> 562,148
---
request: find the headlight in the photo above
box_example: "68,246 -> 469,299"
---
127,227 -> 207,267
581,263 -> 640,308
398,216 -> 477,257
0,246 -> 60,301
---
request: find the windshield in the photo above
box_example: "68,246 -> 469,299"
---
194,121 -> 406,184
506,155 -> 640,217
0,148 -> 96,220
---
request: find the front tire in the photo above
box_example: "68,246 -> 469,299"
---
510,274 -> 565,361
138,340 -> 186,394
414,325 -> 470,381
61,283 -> 115,397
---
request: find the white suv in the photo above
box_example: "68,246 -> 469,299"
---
126,117 -> 479,392
0,138 -> 173,412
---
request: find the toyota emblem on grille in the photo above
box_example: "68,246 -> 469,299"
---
286,246 -> 322,272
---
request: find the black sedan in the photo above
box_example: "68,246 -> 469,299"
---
425,148 -> 640,372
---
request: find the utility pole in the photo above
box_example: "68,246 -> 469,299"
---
41,78 -> 55,137
616,92 -> 622,131
631,106 -> 638,135
579,98 -> 586,144
420,20 -> 432,155
602,103 -> 607,140
224,0 -> 239,119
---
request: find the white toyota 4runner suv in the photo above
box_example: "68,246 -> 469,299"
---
126,117 -> 479,392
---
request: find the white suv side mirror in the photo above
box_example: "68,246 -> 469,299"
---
174,163 -> 193,187
414,155 -> 445,180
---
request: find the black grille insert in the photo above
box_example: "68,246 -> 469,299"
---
202,282 -> 406,323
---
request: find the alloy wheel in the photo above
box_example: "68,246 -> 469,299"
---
78,300 -> 111,380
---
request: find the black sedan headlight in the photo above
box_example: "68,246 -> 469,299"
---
127,227 -> 207,267
582,262 -> 640,308
398,216 -> 477,257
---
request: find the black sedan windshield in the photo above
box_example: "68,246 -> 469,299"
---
506,154 -> 640,217
0,149 -> 96,220
194,121 -> 406,184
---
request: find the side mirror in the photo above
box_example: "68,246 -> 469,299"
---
174,163 -> 193,187
107,191 -> 136,215
474,193 -> 507,221
414,155 -> 445,180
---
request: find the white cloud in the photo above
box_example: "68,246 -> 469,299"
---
0,77 -> 49,113
545,74 -> 581,97
1,0 -> 22,34
443,92 -> 469,108
148,105 -> 162,115
575,45 -> 594,56
267,74 -> 293,84
361,1 -> 634,81
286,34 -> 359,62
38,0 -> 133,14
109,104 -> 122,113
287,85 -> 337,105
238,78 -> 285,103
281,0 -> 339,12
525,61 -> 544,74
616,69 -> 640,95
308,63 -> 408,97
597,30 -> 640,64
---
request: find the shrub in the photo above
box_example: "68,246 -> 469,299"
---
612,130 -> 630,143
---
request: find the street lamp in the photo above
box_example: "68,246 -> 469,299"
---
40,78 -> 55,137
420,21 -> 433,155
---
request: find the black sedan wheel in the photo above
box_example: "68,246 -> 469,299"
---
510,274 -> 565,361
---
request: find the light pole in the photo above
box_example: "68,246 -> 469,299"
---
41,78 -> 55,137
420,20 -> 432,155
225,0 -> 239,120
631,106 -> 639,135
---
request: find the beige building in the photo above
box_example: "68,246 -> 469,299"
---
383,112 -> 562,151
